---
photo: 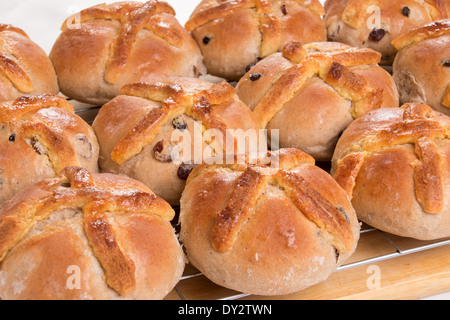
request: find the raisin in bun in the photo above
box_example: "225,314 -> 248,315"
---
332,103 -> 450,240
324,0 -> 448,65
0,166 -> 185,300
92,77 -> 264,206
0,24 -> 58,103
179,149 -> 360,296
392,20 -> 450,116
236,41 -> 399,161
49,1 -> 206,105
0,94 -> 99,205
185,0 -> 327,81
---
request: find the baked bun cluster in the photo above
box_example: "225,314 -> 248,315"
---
0,94 -> 99,205
50,1 -> 206,105
180,149 -> 360,296
324,0 -> 449,65
332,103 -> 450,240
0,24 -> 59,103
0,166 -> 185,300
92,77 -> 263,206
392,20 -> 450,116
236,40 -> 399,161
186,0 -> 327,80
2,0 -> 450,300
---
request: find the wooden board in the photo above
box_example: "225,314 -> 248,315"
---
165,225 -> 450,300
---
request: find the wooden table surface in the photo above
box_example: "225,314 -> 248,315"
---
165,225 -> 450,300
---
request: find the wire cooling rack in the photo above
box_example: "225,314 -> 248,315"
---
168,224 -> 450,300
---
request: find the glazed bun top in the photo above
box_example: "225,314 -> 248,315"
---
185,0 -> 327,80
50,1 -> 206,105
0,24 -> 59,103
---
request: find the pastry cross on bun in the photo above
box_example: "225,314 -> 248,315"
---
0,94 -> 99,205
186,0 -> 327,80
0,167 -> 185,300
190,149 -> 355,253
324,0 -> 449,65
50,1 -> 206,105
332,103 -> 450,240
92,77 -> 262,206
0,24 -> 58,103
112,80 -> 238,165
252,41 -> 384,128
61,1 -> 180,85
392,20 -> 450,115
180,148 -> 360,296
236,41 -> 399,160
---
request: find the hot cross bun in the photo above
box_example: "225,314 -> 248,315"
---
236,41 -> 399,161
185,0 -> 327,81
0,94 -> 99,205
331,103 -> 450,240
0,166 -> 185,300
49,1 -> 206,105
92,77 -> 264,206
179,148 -> 360,296
392,20 -> 450,116
324,0 -> 448,65
0,24 -> 59,103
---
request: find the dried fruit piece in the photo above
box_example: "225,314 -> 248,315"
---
368,29 -> 386,42
402,6 -> 411,17
153,140 -> 173,162
203,37 -> 211,45
178,162 -> 197,180
172,116 -> 187,131
249,73 -> 262,81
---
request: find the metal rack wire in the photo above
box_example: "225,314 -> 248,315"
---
171,226 -> 450,300
75,104 -> 450,301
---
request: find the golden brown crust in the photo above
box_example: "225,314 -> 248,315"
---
212,167 -> 270,252
0,95 -> 80,173
443,84 -> 450,108
392,21 -> 450,114
236,41 -> 398,161
50,1 -> 205,105
0,54 -> 33,93
180,148 -> 360,295
0,167 -> 175,297
392,20 -> 450,50
92,77 -> 261,206
186,0 -> 255,31
341,0 -> 447,29
252,41 -> 383,128
0,94 -> 73,122
83,206 -> 137,296
187,0 -> 326,80
0,24 -> 33,94
333,103 -> 449,214
0,94 -> 99,205
111,81 -> 237,165
0,24 -> 29,38
186,0 -> 325,30
189,149 -> 355,253
0,24 -> 58,102
332,152 -> 366,199
61,1 -> 179,85
325,0 -> 449,65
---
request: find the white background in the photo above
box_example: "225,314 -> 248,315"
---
0,0 -> 448,300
